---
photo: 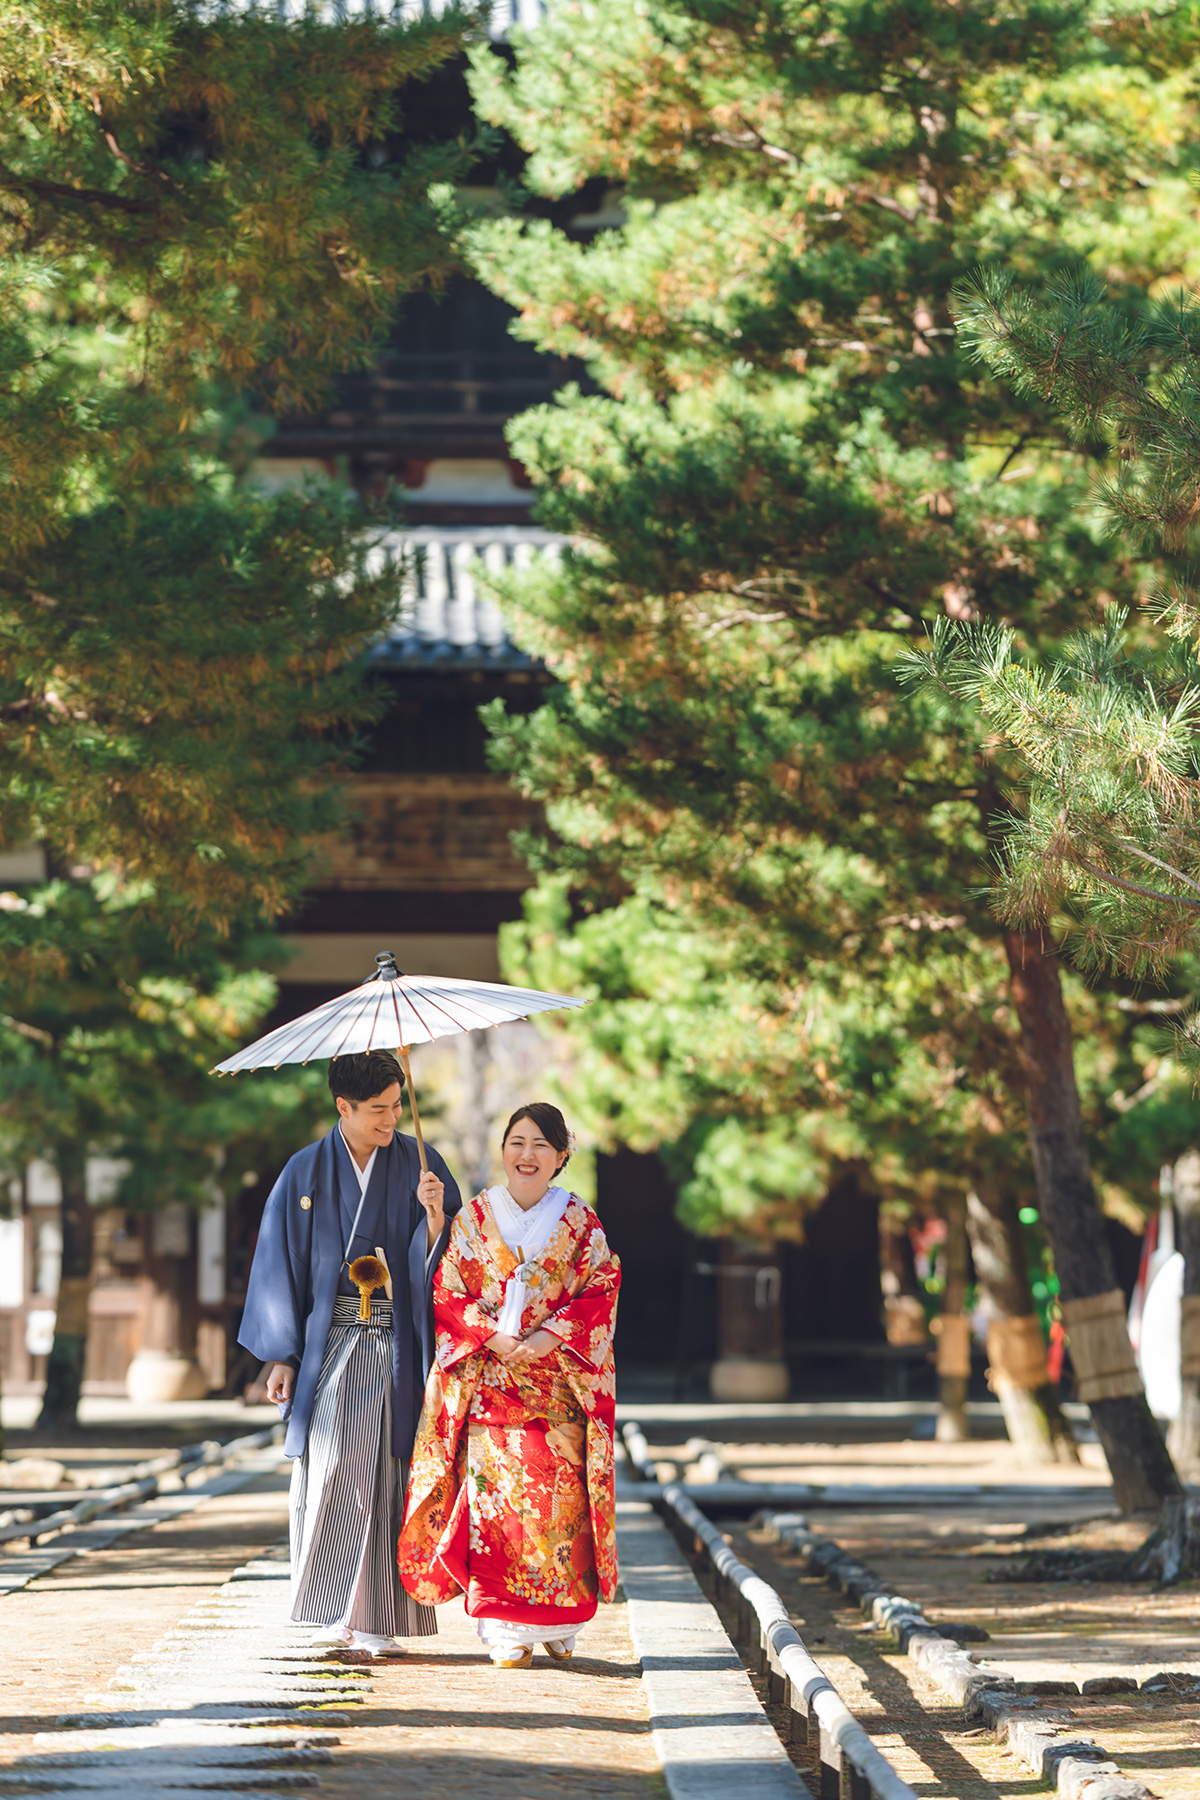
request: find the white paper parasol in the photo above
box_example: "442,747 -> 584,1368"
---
212,951 -> 587,1172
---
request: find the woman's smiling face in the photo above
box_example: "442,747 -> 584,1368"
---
502,1120 -> 566,1209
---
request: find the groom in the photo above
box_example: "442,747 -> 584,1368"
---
239,1048 -> 461,1654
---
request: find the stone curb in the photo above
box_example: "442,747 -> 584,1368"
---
662,1489 -> 917,1800
622,1424 -> 918,1800
760,1512 -> 1155,1800
616,1498 -> 812,1800
616,1479 -> 1117,1513
0,1440 -> 288,1598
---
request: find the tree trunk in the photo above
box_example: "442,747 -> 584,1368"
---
966,1176 -> 1078,1464
1168,1149 -> 1200,1476
1005,929 -> 1180,1512
1129,1496 -> 1200,1583
936,1191 -> 971,1442
36,1143 -> 92,1430
455,1031 -> 492,1196
880,1211 -> 927,1344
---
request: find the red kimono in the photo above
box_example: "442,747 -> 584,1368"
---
398,1191 -> 620,1630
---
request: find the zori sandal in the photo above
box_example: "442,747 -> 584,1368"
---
490,1644 -> 534,1669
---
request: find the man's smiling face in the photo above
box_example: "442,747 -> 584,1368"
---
337,1082 -> 404,1158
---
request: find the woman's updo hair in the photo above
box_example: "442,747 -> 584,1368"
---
501,1101 -> 572,1169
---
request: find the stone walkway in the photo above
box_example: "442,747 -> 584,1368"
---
2,1559 -> 664,1799
19,1417 -> 1198,1797
0,1449 -> 665,1800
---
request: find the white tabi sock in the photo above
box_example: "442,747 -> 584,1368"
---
349,1631 -> 405,1656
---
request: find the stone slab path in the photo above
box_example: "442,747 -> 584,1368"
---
619,1500 -> 805,1800
0,1448 -> 678,1800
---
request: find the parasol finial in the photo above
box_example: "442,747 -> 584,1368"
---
373,951 -> 402,981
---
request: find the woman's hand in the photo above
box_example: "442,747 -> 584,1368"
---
504,1328 -> 560,1369
417,1170 -> 445,1246
485,1331 -> 520,1359
265,1362 -> 294,1404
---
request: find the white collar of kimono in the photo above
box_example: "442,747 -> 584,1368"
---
486,1183 -> 569,1259
487,1184 -> 570,1338
337,1124 -> 378,1197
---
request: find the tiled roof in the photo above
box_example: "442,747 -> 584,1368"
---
195,0 -> 544,36
368,525 -> 562,671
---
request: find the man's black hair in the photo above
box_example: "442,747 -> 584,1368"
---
328,1049 -> 405,1105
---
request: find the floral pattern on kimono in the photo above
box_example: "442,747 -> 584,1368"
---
398,1192 -> 620,1624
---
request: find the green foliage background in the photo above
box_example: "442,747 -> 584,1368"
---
459,0 -> 1200,1239
0,0 -> 479,1215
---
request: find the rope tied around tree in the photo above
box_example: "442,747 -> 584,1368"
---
986,1314 -> 1049,1391
1060,1289 -> 1143,1403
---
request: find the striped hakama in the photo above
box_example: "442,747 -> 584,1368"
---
289,1296 -> 436,1638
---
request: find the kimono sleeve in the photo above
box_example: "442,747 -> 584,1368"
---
542,1218 -> 620,1374
237,1162 -> 312,1368
413,1142 -> 462,1270
433,1209 -> 500,1369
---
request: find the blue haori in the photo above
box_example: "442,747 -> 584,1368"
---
237,1122 -> 460,1641
237,1126 -> 461,1463
290,1295 -> 437,1639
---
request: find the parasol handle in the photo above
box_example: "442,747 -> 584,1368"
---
397,1046 -> 429,1174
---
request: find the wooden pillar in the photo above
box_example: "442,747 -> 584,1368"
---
709,1237 -> 788,1401
126,1206 -> 207,1403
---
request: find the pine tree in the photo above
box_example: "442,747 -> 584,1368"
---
905,271 -> 1200,989
463,0 -> 1200,1507
904,268 -> 1200,1503
0,0 -> 479,1420
0,877 -> 329,1426
501,870 -> 1185,1457
0,0 -> 477,924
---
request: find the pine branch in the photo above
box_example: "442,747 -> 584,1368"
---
0,162 -> 158,215
1070,856 -> 1200,915
90,94 -> 177,189
1115,839 -> 1200,900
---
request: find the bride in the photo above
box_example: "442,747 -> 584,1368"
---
398,1102 -> 620,1667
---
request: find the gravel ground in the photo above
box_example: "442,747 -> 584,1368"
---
638,1428 -> 1200,1797
814,1509 -> 1200,1798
